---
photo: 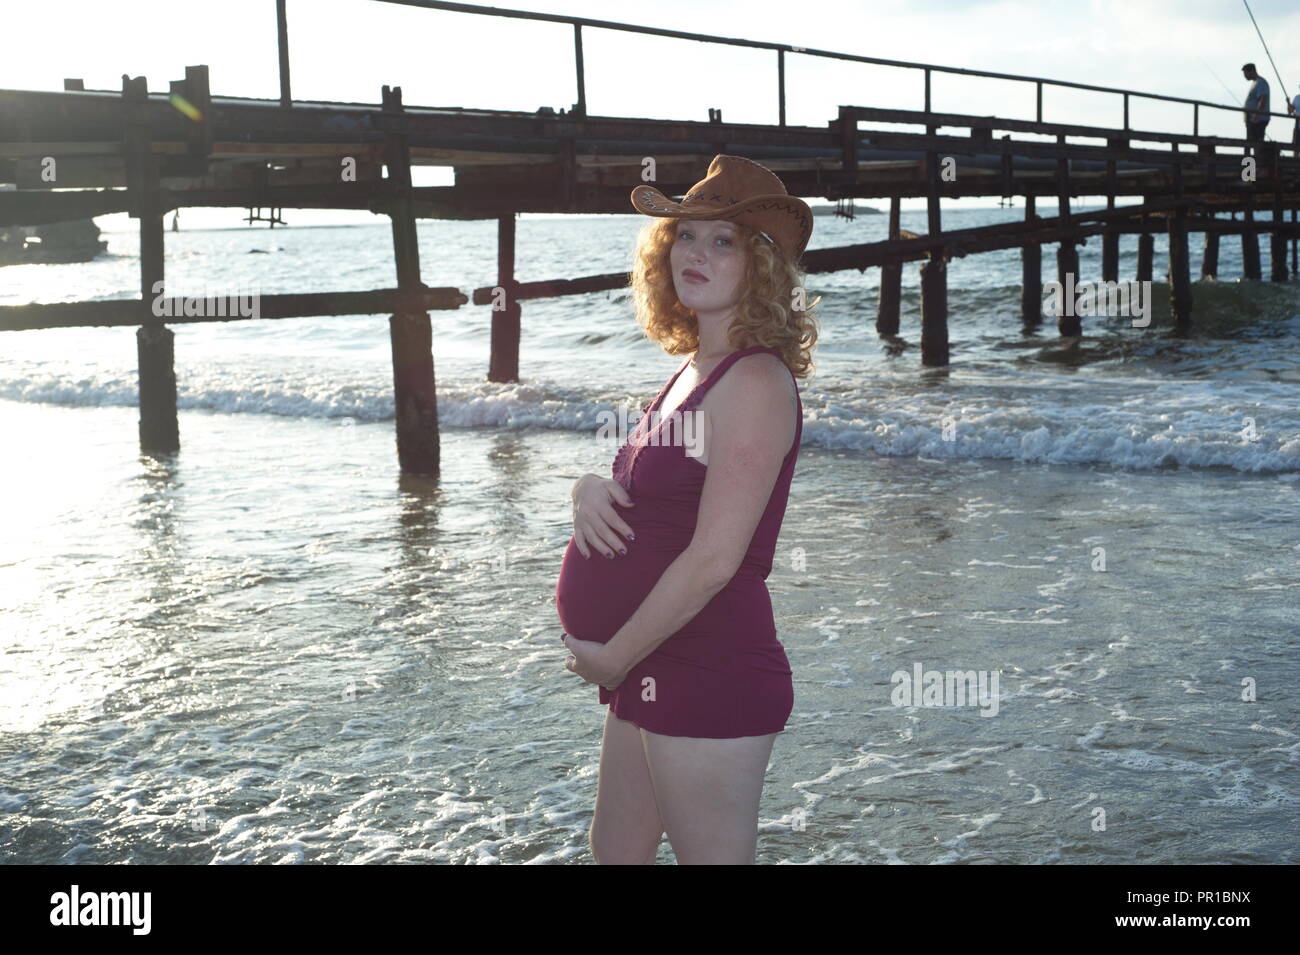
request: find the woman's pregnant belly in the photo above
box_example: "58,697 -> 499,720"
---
555,514 -> 684,643
555,511 -> 785,662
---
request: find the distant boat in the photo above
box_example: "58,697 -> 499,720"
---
0,218 -> 107,266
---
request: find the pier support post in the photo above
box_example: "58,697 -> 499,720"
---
1055,154 -> 1080,337
490,214 -> 522,382
875,196 -> 901,337
919,152 -> 947,366
1168,206 -> 1192,331
919,251 -> 949,367
382,85 -> 439,476
1291,206 -> 1297,278
1102,230 -> 1119,285
124,75 -> 179,454
1270,192 -> 1287,281
1102,148 -> 1119,283
1136,230 -> 1154,283
1056,241 -> 1081,336
1270,228 -> 1287,281
1201,225 -> 1219,280
925,150 -> 941,237
1242,201 -> 1261,279
1019,195 -> 1041,328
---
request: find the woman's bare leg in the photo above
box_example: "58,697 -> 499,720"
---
640,730 -> 778,865
589,709 -> 665,864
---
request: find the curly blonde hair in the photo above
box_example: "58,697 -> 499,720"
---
628,217 -> 820,379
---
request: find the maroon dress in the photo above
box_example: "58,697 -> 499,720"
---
554,345 -> 801,738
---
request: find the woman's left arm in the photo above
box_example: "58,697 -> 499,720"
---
597,357 -> 796,678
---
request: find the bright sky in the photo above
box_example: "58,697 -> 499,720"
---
6,0 -> 1299,227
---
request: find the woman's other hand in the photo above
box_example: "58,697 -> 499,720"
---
562,633 -> 629,691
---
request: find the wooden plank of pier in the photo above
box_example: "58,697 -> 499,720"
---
0,288 -> 467,333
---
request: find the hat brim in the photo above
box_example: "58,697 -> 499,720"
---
630,184 -> 812,257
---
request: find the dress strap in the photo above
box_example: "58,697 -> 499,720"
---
680,345 -> 781,412
643,346 -> 784,443
637,345 -> 797,454
689,346 -> 800,462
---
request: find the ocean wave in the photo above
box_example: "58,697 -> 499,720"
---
3,365 -> 1295,473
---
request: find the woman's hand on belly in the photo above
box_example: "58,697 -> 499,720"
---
571,474 -> 636,559
562,632 -> 630,691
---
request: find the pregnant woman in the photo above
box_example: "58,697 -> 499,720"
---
554,155 -> 819,864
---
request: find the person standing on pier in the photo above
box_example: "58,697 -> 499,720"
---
1288,84 -> 1300,147
1242,62 -> 1271,145
555,154 -> 818,864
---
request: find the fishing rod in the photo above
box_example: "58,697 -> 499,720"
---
1199,57 -> 1241,105
1242,0 -> 1291,106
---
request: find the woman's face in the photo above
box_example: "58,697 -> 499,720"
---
669,219 -> 746,314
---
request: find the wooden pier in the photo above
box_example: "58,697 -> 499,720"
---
2,0 -> 1299,473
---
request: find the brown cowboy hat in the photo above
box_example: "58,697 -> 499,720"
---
630,154 -> 813,261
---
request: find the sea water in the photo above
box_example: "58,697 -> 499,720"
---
1,207 -> 1296,863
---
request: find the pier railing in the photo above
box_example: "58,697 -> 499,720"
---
361,0 -> 1296,146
